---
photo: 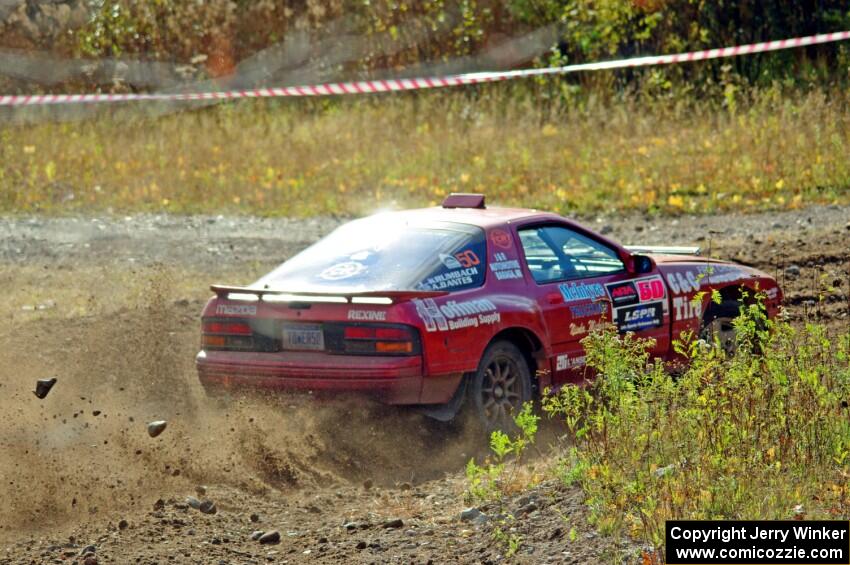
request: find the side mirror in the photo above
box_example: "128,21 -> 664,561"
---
633,254 -> 654,274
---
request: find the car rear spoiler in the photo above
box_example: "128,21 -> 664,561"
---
625,245 -> 701,256
210,284 -> 449,304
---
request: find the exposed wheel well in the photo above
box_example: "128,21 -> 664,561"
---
714,285 -> 761,311
487,327 -> 546,396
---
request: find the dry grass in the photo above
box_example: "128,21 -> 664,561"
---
2,86 -> 849,216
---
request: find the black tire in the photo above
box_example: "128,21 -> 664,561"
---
467,340 -> 533,433
699,299 -> 742,356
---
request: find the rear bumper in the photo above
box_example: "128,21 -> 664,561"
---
196,350 -> 428,405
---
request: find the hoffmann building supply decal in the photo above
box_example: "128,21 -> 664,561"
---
413,297 -> 501,332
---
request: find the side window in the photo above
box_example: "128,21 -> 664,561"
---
519,226 -> 624,284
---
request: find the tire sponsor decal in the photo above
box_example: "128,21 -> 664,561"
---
672,296 -> 700,321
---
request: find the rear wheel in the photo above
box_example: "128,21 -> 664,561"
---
699,300 -> 742,356
468,341 -> 532,433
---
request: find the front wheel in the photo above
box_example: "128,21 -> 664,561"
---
467,341 -> 532,433
699,299 -> 742,356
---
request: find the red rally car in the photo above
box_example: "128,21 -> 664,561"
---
197,194 -> 782,430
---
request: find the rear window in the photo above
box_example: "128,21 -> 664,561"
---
256,215 -> 487,292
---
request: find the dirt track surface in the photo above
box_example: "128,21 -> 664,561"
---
1,206 -> 848,564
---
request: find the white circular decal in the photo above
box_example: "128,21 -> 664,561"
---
319,261 -> 367,280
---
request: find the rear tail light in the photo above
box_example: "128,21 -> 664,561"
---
201,318 -> 270,351
203,321 -> 252,335
329,323 -> 420,356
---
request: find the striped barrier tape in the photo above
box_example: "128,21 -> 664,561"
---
1,30 -> 849,107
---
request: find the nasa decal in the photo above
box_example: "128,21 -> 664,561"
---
606,281 -> 639,307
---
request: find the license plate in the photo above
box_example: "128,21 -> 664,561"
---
282,324 -> 324,351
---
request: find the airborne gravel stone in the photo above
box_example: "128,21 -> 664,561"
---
33,377 -> 57,399
146,420 -> 167,438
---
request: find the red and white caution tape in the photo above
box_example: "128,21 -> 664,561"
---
2,30 -> 849,107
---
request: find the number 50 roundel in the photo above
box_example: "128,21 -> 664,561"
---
637,277 -> 665,301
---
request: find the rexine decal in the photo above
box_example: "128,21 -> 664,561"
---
347,310 -> 387,321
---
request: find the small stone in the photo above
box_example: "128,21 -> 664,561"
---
516,502 -> 538,516
599,225 -> 613,235
653,464 -> 677,478
355,541 -> 367,550
785,265 -> 801,277
152,499 -> 165,511
83,556 -> 98,565
199,500 -> 217,515
79,545 -> 96,555
362,479 -> 373,490
258,530 -> 281,545
147,420 -> 167,438
459,507 -> 482,522
250,513 -> 260,523
195,485 -> 207,496
185,496 -> 201,510
92,410 -> 101,417
382,518 -> 404,529
343,522 -> 359,531
118,519 -> 129,531
33,378 -> 57,399
399,482 -> 412,491
250,531 -> 264,541
318,536 -> 328,544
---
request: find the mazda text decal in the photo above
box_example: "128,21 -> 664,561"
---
413,298 -> 500,332
216,303 -> 257,316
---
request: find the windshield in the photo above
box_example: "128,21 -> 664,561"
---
256,216 -> 487,292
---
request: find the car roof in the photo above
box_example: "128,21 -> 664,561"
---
375,205 -> 564,229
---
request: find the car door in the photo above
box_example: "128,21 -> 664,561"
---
517,223 -> 669,386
